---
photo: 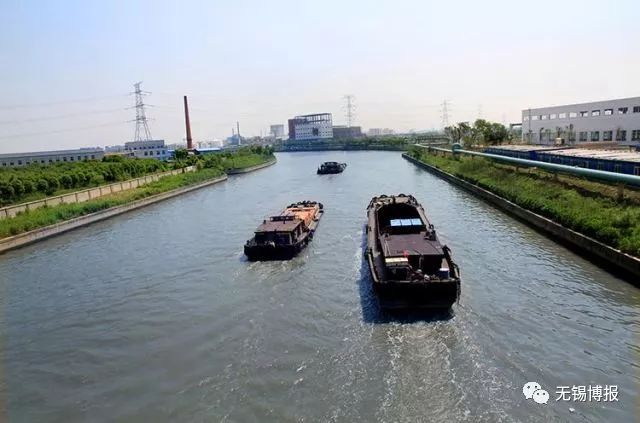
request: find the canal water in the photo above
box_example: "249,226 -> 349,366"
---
1,151 -> 638,422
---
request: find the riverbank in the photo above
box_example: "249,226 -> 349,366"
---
0,154 -> 276,253
273,136 -> 449,152
403,152 -> 640,281
226,158 -> 276,174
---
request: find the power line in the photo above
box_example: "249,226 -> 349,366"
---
343,94 -> 356,127
440,100 -> 450,128
0,121 -> 127,140
0,108 -> 127,125
131,82 -> 152,141
0,94 -> 128,110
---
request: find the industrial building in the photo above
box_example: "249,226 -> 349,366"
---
0,148 -> 105,167
485,145 -> 640,176
332,126 -> 362,139
270,124 -> 285,139
124,140 -> 169,160
367,128 -> 395,136
522,97 -> 640,145
288,113 -> 333,141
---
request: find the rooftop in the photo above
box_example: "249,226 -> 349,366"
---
0,147 -> 104,159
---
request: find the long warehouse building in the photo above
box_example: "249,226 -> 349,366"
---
522,97 -> 640,145
0,148 -> 105,167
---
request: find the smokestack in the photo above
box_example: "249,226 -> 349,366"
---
236,121 -> 241,145
184,96 -> 193,150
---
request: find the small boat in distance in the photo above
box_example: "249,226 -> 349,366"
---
365,194 -> 461,310
244,201 -> 324,261
317,162 -> 347,174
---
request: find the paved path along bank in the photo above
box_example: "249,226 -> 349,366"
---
403,153 -> 640,284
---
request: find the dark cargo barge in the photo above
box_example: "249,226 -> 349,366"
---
244,201 -> 324,261
317,162 -> 347,174
365,194 -> 460,310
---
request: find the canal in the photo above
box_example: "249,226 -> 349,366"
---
1,151 -> 638,422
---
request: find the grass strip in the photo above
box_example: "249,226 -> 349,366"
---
408,148 -> 640,257
0,168 -> 224,238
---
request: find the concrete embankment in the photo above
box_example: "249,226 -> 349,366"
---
0,157 -> 278,254
0,175 -> 228,254
0,166 -> 197,220
226,158 -> 276,174
402,153 -> 640,283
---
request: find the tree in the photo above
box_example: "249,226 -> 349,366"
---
174,148 -> 188,160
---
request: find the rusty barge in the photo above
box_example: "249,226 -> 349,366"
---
317,162 -> 347,174
244,201 -> 324,261
365,194 -> 461,310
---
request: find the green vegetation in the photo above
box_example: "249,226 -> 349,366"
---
408,146 -> 640,257
445,119 -> 512,146
0,168 -> 224,238
274,135 -> 448,152
0,156 -> 169,206
0,145 -> 275,239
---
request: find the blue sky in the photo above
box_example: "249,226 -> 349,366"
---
0,0 -> 638,152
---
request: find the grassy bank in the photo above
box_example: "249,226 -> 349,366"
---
0,157 -> 169,207
408,147 -> 640,257
0,148 -> 275,239
0,168 -> 224,238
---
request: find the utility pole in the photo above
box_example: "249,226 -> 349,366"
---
131,82 -> 152,141
440,100 -> 450,129
343,94 -> 356,127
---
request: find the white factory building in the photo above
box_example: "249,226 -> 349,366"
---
522,97 -> 640,145
288,113 -> 333,141
0,148 -> 105,167
124,140 -> 169,160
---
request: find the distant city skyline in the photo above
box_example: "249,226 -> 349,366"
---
1,0 -> 638,153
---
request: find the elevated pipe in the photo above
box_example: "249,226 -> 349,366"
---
416,144 -> 640,187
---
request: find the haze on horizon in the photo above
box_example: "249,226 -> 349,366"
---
0,0 -> 638,154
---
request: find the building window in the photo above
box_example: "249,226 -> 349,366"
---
63,157 -> 67,161
144,151 -> 148,156
579,131 -> 588,141
49,159 -> 53,163
632,130 -> 640,141
616,130 -> 627,141
550,113 -> 557,119
568,131 -> 576,142
580,111 -> 589,117
9,162 -> 13,166
77,156 -> 81,160
618,107 -> 628,114
597,163 -> 604,171
41,160 -> 45,163
592,110 -> 600,117
70,157 -> 74,161
569,112 -> 578,118
614,164 -> 622,173
603,131 -> 613,141
604,109 -> 613,115
634,167 -> 640,176
591,131 -> 600,141
91,155 -> 95,159
633,106 -> 640,113
559,112 -> 567,118
523,116 -> 529,121
541,115 -> 548,120
17,160 -> 22,165
531,115 -> 539,121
